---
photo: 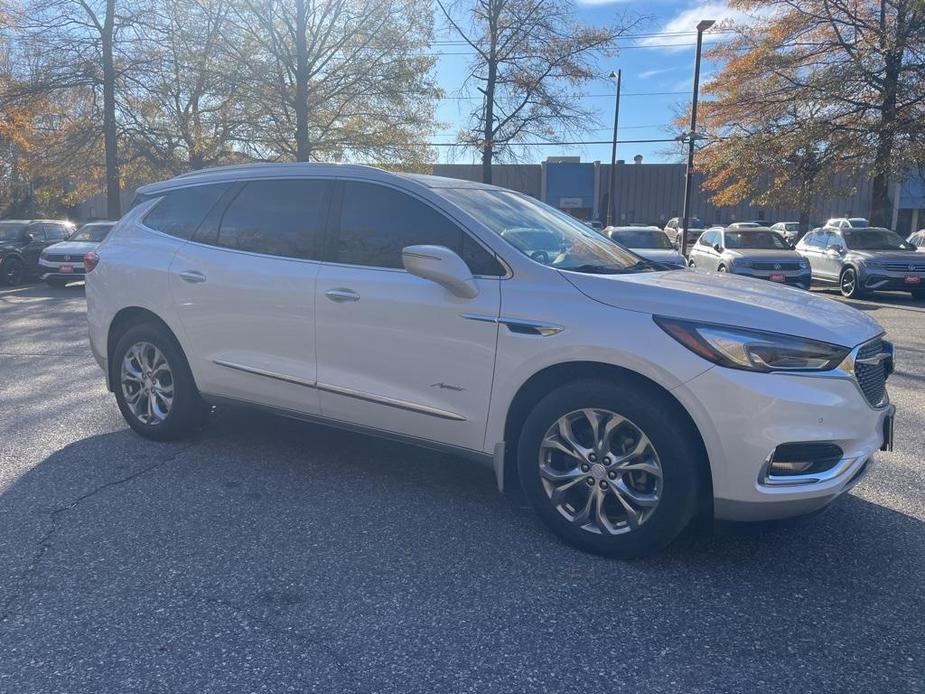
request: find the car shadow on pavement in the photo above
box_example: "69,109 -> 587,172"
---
1,407 -> 922,691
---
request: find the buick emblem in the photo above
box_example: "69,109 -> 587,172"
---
911,264 -> 916,272
774,263 -> 782,270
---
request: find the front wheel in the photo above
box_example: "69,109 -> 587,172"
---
111,323 -> 206,440
1,256 -> 24,286
517,380 -> 705,558
840,267 -> 863,298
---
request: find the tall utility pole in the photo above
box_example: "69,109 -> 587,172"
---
679,19 -> 714,256
607,69 -> 621,227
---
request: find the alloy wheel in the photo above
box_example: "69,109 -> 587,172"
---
538,408 -> 662,535
120,341 -> 174,425
841,269 -> 856,296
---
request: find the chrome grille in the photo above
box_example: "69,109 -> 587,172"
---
855,338 -> 887,407
883,262 -> 925,272
46,254 -> 81,262
751,261 -> 802,271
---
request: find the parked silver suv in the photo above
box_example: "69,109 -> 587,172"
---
688,226 -> 811,288
796,227 -> 924,299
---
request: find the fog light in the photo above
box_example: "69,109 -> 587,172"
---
765,443 -> 844,481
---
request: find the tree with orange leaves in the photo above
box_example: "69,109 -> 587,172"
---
698,0 -> 925,228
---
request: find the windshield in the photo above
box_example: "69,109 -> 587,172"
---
844,229 -> 908,250
782,223 -> 799,231
724,231 -> 790,250
0,221 -> 27,241
441,188 -> 654,274
847,218 -> 870,228
610,230 -> 673,249
69,223 -> 113,242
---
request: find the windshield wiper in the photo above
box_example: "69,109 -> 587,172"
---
563,260 -> 666,275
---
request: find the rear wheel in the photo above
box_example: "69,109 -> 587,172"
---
840,267 -> 863,298
1,256 -> 24,286
111,323 -> 205,440
517,380 -> 705,558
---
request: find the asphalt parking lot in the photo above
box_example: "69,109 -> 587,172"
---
0,280 -> 922,694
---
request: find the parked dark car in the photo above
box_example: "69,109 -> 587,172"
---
0,219 -> 75,286
796,227 -> 924,299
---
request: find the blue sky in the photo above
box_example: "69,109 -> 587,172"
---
431,1 -> 747,164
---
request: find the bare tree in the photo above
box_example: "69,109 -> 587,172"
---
124,0 -> 248,174
437,0 -> 635,183
231,0 -> 442,164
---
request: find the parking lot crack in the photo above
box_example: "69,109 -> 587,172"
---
189,594 -> 361,691
0,442 -> 198,625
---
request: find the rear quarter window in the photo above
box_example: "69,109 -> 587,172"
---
142,183 -> 231,239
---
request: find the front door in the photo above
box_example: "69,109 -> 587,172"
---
169,178 -> 332,414
315,180 -> 503,453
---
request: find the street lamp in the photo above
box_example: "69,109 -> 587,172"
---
679,18 -> 715,257
607,69 -> 622,227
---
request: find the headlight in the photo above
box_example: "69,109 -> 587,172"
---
653,317 -> 850,372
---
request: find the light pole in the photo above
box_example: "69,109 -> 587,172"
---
679,19 -> 715,257
607,69 -> 622,227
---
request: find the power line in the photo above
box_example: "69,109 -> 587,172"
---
438,90 -> 688,100
423,138 -> 678,147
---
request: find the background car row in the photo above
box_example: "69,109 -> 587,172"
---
0,219 -> 113,286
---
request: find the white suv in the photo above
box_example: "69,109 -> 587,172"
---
86,164 -> 895,557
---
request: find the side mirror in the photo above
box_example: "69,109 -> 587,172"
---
21,232 -> 33,243
402,244 -> 479,299
712,243 -> 722,253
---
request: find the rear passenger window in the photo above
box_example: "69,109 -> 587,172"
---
144,183 -> 230,239
216,179 -> 330,259
336,182 -> 463,269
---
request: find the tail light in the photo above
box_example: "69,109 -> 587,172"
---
84,251 -> 100,272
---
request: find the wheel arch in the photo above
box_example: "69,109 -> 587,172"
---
500,361 -> 713,505
106,307 -> 185,391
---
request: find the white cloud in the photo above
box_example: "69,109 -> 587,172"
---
638,67 -> 678,79
637,1 -> 758,53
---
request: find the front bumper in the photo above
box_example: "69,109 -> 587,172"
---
39,257 -> 86,280
732,267 -> 812,289
863,271 -> 924,291
672,363 -> 891,522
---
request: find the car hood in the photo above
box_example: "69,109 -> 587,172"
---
631,249 -> 686,265
44,240 -> 100,255
0,240 -> 25,252
561,268 -> 882,347
725,249 -> 801,262
848,250 -> 922,264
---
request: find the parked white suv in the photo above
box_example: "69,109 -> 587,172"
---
86,164 -> 895,557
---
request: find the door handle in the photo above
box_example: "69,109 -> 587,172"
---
179,270 -> 207,284
325,288 -> 360,303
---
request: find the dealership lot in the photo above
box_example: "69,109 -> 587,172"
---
0,282 -> 922,693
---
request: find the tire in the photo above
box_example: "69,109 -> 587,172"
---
517,379 -> 705,558
839,267 -> 863,298
688,258 -> 696,268
111,322 -> 206,441
1,256 -> 24,286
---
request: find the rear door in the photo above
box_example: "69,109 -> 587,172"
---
22,223 -> 47,269
314,179 -> 502,452
169,178 -> 332,414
